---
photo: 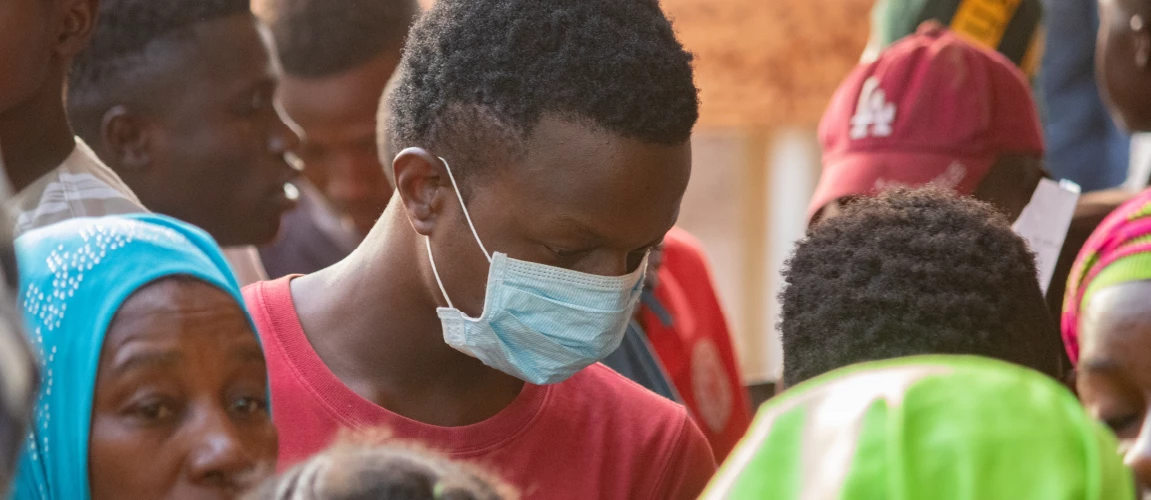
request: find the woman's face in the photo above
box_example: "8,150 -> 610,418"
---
1077,280 -> 1151,495
88,278 -> 277,500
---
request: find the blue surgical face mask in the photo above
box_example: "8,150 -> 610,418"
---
425,157 -> 647,385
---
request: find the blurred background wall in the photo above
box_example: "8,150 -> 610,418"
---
659,0 -> 871,383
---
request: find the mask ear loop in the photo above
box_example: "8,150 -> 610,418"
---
438,157 -> 491,263
425,156 -> 492,310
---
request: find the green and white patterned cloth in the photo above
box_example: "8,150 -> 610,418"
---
702,356 -> 1133,500
864,0 -> 1043,77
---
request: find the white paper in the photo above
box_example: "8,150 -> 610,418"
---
1012,178 -> 1080,294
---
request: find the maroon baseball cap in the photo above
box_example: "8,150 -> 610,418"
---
809,22 -> 1045,221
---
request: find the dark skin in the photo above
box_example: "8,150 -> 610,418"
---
290,115 -> 690,426
1097,0 -> 1151,132
279,52 -> 402,236
88,278 -> 277,500
0,0 -> 99,192
1077,281 -> 1151,495
86,14 -> 299,247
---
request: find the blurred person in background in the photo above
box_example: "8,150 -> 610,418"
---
783,188 -> 1063,387
612,228 -> 753,462
1097,0 -> 1151,134
700,356 -> 1133,500
813,24 -> 1125,324
0,143 -> 35,497
12,215 -> 278,499
254,0 -> 419,278
0,0 -> 147,234
66,0 -> 300,285
245,0 -> 718,497
1062,189 -> 1151,493
864,0 -> 1133,193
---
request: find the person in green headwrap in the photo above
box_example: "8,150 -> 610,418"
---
701,355 -> 1133,500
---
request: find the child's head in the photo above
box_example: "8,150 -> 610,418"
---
0,0 -> 97,115
246,439 -> 515,500
67,0 -> 299,246
255,0 -> 419,234
780,187 -> 1062,386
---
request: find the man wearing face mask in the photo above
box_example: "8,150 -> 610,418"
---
241,0 -> 717,498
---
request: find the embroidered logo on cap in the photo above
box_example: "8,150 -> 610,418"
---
850,77 -> 896,140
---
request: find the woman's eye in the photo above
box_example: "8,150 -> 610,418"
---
131,400 -> 176,423
1103,413 -> 1142,436
230,396 -> 268,416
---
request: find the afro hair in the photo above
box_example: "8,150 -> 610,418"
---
385,0 -> 698,190
780,186 -> 1062,386
69,0 -> 250,92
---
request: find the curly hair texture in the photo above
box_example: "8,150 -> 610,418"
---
66,0 -> 251,140
255,0 -> 419,78
780,187 -> 1061,386
384,0 -> 698,191
68,0 -> 249,93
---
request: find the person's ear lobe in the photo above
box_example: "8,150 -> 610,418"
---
392,148 -> 447,236
101,106 -> 152,173
55,0 -> 99,59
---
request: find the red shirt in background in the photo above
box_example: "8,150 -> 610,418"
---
244,277 -> 717,500
642,227 -> 754,461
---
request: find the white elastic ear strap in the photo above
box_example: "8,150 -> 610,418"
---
438,157 -> 491,262
427,237 -> 456,310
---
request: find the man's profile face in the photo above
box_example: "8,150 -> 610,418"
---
426,115 -> 691,318
134,15 -> 299,246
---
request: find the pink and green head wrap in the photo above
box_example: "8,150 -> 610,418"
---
701,356 -> 1133,500
1062,189 -> 1151,365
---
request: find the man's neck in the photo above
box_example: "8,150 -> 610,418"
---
291,204 -> 524,426
0,74 -> 76,192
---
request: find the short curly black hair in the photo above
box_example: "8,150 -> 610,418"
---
254,0 -> 419,78
780,187 -> 1062,386
69,0 -> 249,94
385,0 -> 698,190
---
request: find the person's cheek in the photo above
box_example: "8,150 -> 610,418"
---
88,417 -> 179,500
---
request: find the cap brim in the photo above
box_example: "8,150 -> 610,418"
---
807,151 -> 996,223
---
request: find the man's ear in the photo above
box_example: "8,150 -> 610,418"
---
54,0 -> 100,60
392,147 -> 449,236
101,105 -> 152,173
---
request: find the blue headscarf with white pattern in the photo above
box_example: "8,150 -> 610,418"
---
10,214 -> 253,500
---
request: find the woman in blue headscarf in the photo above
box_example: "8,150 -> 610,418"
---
11,214 -> 278,499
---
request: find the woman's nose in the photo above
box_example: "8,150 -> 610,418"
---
184,411 -> 268,491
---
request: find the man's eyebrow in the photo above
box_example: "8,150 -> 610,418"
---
554,215 -> 608,243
